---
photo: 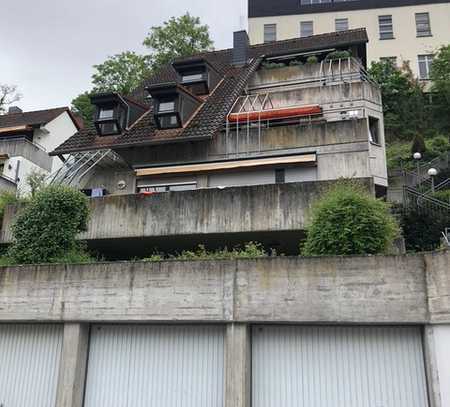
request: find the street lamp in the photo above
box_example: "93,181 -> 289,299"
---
413,152 -> 422,184
428,167 -> 438,193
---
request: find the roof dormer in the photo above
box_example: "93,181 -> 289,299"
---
172,58 -> 220,95
147,83 -> 202,130
90,93 -> 147,136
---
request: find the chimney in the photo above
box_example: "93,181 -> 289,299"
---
8,106 -> 22,114
232,30 -> 250,67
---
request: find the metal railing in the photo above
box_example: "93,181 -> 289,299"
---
403,186 -> 450,217
442,228 -> 450,247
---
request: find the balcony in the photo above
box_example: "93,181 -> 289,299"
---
0,178 -> 374,258
0,137 -> 51,171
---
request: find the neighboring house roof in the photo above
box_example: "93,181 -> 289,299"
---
52,29 -> 368,155
0,107 -> 82,132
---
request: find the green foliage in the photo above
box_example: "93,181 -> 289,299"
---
386,141 -> 414,169
71,91 -> 95,127
26,170 -> 47,197
92,51 -> 151,95
306,55 -> 318,64
8,186 -> 90,264
401,209 -> 450,252
411,134 -> 426,156
0,191 -> 20,220
302,181 -> 399,256
143,13 -> 213,72
325,50 -> 351,60
368,61 -> 427,142
261,61 -> 286,69
289,59 -> 303,66
143,242 -> 268,261
430,45 -> 450,133
433,189 -> 450,203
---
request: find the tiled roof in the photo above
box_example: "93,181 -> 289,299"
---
52,28 -> 368,155
0,107 -> 80,130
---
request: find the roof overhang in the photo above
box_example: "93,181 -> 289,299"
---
0,125 -> 33,135
136,153 -> 316,177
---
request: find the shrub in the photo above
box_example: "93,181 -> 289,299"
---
261,61 -> 286,70
433,189 -> 450,203
325,50 -> 351,61
302,181 -> 399,256
8,185 -> 90,264
289,59 -> 303,66
411,134 -> 426,156
306,55 -> 318,64
0,191 -> 21,220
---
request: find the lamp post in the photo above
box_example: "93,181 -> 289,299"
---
413,152 -> 422,184
428,168 -> 438,193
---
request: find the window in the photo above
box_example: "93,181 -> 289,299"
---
138,182 -> 197,193
335,18 -> 348,31
173,59 -> 219,95
300,0 -> 331,4
369,116 -> 380,144
264,24 -> 277,43
275,169 -> 285,184
415,13 -> 431,37
300,21 -> 314,37
158,101 -> 176,113
380,56 -> 397,66
418,54 -> 433,79
378,15 -> 394,40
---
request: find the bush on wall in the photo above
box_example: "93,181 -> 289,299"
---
302,180 -> 399,256
8,185 -> 90,264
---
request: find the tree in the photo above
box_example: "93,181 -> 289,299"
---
430,45 -> 450,133
71,91 -> 95,127
92,51 -> 151,94
143,13 -> 213,72
368,60 -> 427,142
8,186 -> 90,264
0,84 -> 21,114
302,181 -> 399,256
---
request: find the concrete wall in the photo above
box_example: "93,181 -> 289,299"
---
0,179 -> 374,244
248,2 -> 450,78
0,250 -> 447,323
0,175 -> 17,193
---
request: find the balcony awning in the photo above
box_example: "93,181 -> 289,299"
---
0,125 -> 32,134
136,153 -> 316,177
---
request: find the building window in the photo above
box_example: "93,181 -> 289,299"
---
138,182 -> 197,193
369,116 -> 380,144
264,24 -> 277,43
380,56 -> 397,66
300,21 -> 314,37
300,0 -> 331,4
335,18 -> 349,31
415,13 -> 432,37
418,54 -> 433,79
275,169 -> 285,184
378,15 -> 394,40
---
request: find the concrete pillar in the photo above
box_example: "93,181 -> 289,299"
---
56,323 -> 90,407
225,323 -> 251,407
423,325 -> 442,407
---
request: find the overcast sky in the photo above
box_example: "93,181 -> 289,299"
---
0,0 -> 247,112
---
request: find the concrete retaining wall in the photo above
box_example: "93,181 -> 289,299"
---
0,250 -> 448,324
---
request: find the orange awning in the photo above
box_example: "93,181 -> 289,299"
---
228,105 -> 322,124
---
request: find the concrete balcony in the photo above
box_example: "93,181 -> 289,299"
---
0,138 -> 51,171
0,178 -> 374,257
0,174 -> 17,193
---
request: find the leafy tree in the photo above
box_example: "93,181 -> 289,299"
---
26,170 -> 47,197
302,180 -> 399,256
92,51 -> 151,94
8,186 -> 90,264
71,91 -> 95,127
411,134 -> 426,156
143,13 -> 213,72
0,84 -> 21,114
368,60 -> 427,142
430,45 -> 450,132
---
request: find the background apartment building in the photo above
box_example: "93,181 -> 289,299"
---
248,0 -> 450,80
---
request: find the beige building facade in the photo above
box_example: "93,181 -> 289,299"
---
248,0 -> 450,79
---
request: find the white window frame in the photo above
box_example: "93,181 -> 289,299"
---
335,18 -> 349,31
300,21 -> 314,38
263,24 -> 277,43
378,15 -> 394,40
418,54 -> 433,80
415,12 -> 432,37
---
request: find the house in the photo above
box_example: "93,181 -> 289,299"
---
0,106 -> 81,194
26,28 -> 388,257
248,0 -> 450,80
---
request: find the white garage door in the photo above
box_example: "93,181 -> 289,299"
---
0,324 -> 63,407
253,326 -> 429,407
84,325 -> 224,407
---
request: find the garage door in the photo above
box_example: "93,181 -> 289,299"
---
252,326 -> 428,407
0,324 -> 63,407
84,325 -> 224,407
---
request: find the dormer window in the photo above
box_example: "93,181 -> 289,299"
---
147,83 -> 202,130
97,107 -> 119,135
172,58 -> 220,95
91,93 -> 127,136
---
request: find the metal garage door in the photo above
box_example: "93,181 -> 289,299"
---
252,326 -> 429,407
84,325 -> 224,407
0,324 -> 63,407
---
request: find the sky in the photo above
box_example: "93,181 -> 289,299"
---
0,0 -> 247,112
